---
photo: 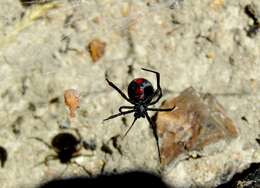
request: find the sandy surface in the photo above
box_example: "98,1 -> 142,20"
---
0,0 -> 259,187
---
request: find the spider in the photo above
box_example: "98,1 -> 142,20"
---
104,68 -> 175,161
31,128 -> 93,176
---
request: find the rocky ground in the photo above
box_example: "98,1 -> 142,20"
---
0,0 -> 259,187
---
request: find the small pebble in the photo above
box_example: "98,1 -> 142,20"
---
64,89 -> 80,118
87,39 -> 106,62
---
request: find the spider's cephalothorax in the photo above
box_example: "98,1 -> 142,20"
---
104,68 -> 175,162
31,129 -> 92,175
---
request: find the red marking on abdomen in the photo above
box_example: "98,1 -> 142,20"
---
134,78 -> 145,85
134,78 -> 145,99
135,87 -> 143,96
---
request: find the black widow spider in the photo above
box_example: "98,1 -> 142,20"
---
104,68 -> 175,161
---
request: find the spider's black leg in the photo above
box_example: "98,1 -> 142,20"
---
119,106 -> 134,113
29,137 -> 52,149
148,89 -> 162,105
144,111 -> 161,163
147,105 -> 175,112
103,109 -> 135,121
141,68 -> 160,87
122,117 -> 138,138
141,68 -> 162,105
106,79 -> 133,104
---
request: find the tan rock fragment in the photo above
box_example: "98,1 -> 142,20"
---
210,0 -> 224,10
156,87 -> 238,166
64,89 -> 80,118
87,39 -> 106,62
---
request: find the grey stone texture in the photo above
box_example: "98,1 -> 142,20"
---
0,0 -> 259,187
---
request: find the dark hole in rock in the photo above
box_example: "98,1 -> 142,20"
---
49,97 -> 59,104
12,116 -> 24,135
101,144 -> 113,155
0,146 -> 7,168
127,65 -> 133,75
28,102 -> 36,111
19,0 -> 51,7
256,138 -> 260,145
241,116 -> 248,123
21,77 -> 28,95
111,135 -> 122,155
121,117 -> 127,127
206,123 -> 214,128
244,4 -> 260,38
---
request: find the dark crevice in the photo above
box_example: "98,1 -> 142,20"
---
0,146 -> 7,168
121,117 -> 127,127
19,0 -> 51,7
217,163 -> 260,188
49,97 -> 59,104
59,35 -> 71,54
21,77 -> 28,95
169,0 -> 184,9
256,138 -> 260,145
127,65 -> 133,76
28,102 -> 36,111
241,116 -> 248,123
244,4 -> 260,38
12,116 -> 24,136
101,144 -> 113,155
111,135 -> 122,155
63,14 -> 74,28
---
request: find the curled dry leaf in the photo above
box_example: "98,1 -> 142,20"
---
64,89 -> 80,118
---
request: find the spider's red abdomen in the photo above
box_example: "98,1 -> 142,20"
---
128,78 -> 154,102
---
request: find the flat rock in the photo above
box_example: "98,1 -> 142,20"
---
156,87 -> 238,166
